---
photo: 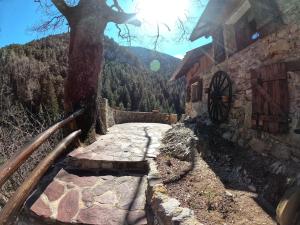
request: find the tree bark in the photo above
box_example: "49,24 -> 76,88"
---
51,0 -> 140,144
64,4 -> 107,144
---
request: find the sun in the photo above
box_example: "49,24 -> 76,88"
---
135,0 -> 189,27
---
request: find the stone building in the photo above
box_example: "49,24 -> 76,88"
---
171,0 -> 300,161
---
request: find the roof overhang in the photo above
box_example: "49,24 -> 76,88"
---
170,44 -> 212,81
190,0 -> 243,41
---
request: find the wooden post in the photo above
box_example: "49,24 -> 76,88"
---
0,109 -> 84,188
0,130 -> 81,225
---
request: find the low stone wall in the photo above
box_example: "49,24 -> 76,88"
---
146,160 -> 202,225
99,99 -> 178,129
113,110 -> 178,125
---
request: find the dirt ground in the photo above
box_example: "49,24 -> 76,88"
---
155,123 -> 291,225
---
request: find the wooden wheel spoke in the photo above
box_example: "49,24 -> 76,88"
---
218,101 -> 224,119
208,71 -> 232,123
218,76 -> 226,89
220,83 -> 229,92
213,78 -> 219,90
211,102 -> 218,119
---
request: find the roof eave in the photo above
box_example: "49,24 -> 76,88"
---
189,24 -> 211,41
190,0 -> 240,41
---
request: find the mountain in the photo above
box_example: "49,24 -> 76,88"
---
125,46 -> 181,76
0,33 -> 185,122
0,34 -> 185,204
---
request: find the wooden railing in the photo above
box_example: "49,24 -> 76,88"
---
0,109 -> 84,225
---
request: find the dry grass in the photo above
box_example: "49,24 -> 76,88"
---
0,104 -> 62,208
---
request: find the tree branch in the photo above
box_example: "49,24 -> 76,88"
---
154,24 -> 160,50
177,18 -> 187,41
51,0 -> 71,18
110,0 -> 123,12
31,15 -> 65,32
109,10 -> 141,27
115,24 -> 137,45
108,0 -> 141,26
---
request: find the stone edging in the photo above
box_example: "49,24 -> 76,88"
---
146,159 -> 203,225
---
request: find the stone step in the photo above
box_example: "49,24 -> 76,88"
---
21,123 -> 171,225
66,123 -> 171,172
66,150 -> 149,173
24,168 -> 148,225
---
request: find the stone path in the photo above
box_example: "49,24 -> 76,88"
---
67,123 -> 171,172
24,123 -> 171,225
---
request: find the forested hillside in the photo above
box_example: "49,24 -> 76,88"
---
0,33 -> 185,120
0,33 -> 185,200
126,46 -> 181,75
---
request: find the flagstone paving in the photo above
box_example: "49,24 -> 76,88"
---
69,123 -> 171,161
30,169 -> 147,225
67,123 -> 171,171
25,123 -> 171,225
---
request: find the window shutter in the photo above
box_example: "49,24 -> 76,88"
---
250,63 -> 289,134
191,80 -> 203,102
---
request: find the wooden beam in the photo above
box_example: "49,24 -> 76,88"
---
0,130 -> 81,225
0,109 -> 84,188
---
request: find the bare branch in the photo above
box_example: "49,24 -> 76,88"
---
154,24 -> 160,50
33,0 -> 73,32
109,10 -> 141,27
108,0 -> 141,26
110,0 -> 123,12
115,24 -> 137,45
51,0 -> 71,18
162,23 -> 171,32
31,15 -> 66,32
177,18 -> 187,41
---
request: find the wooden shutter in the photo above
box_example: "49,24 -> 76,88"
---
250,63 -> 289,134
191,80 -> 203,102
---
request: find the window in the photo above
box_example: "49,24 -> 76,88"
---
191,80 -> 203,102
234,0 -> 282,51
234,14 -> 258,51
249,20 -> 260,41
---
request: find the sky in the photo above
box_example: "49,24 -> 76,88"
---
0,0 -> 211,58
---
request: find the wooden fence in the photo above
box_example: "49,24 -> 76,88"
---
0,109 -> 84,224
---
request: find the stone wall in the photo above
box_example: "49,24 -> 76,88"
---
99,100 -> 178,129
113,110 -> 178,125
188,23 -> 300,161
276,0 -> 300,24
147,160 -> 202,225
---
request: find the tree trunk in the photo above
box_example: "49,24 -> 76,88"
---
64,14 -> 106,144
55,0 -> 139,144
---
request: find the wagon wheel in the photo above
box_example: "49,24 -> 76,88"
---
208,71 -> 232,124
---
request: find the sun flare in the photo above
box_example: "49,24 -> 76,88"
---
135,0 -> 189,27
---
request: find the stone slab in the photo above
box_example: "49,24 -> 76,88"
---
67,123 -> 171,171
27,169 -> 148,225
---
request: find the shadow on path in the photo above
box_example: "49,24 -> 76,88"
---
123,127 -> 152,225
